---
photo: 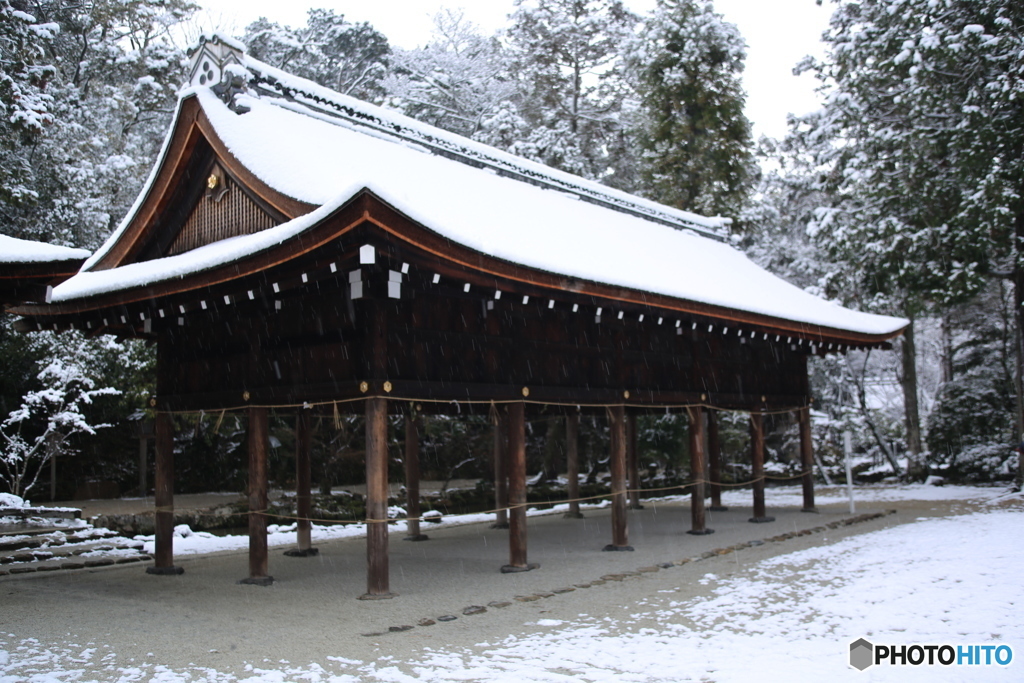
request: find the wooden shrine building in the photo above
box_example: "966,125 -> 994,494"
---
8,34 -> 907,597
1,235 -> 88,307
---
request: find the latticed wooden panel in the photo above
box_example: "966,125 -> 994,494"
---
167,177 -> 277,256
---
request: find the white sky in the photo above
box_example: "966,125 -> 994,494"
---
191,0 -> 832,140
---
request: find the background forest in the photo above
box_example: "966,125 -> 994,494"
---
1,0 -> 1021,500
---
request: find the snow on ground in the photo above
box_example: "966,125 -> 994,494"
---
719,482 -> 1003,507
1,489 -> 1020,682
2,483 -> 1005,565
134,499 -> 615,557
368,508 -> 1021,683
138,483 -> 1000,557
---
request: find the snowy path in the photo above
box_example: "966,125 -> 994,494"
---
1,489 -> 1019,682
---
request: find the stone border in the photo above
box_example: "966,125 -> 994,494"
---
0,554 -> 152,576
360,510 -> 897,637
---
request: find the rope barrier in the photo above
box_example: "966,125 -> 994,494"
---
171,470 -> 815,527
153,397 -> 809,418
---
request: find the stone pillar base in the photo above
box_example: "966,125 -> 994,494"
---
239,576 -> 274,586
403,534 -> 429,542
358,592 -> 397,600
146,565 -> 184,576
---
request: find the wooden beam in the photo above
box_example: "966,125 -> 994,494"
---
626,410 -> 643,510
799,407 -> 818,513
138,435 -> 148,499
501,402 -> 538,572
403,409 -> 428,541
146,411 -> 183,575
491,410 -> 509,529
564,413 -> 583,519
749,412 -> 775,523
707,409 -> 728,511
604,405 -> 633,551
361,396 -> 395,598
285,411 -> 317,557
687,407 -> 713,535
241,406 -> 273,585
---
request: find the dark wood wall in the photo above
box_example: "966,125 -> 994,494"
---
156,254 -> 809,412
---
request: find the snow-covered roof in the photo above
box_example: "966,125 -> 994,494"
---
1,235 -> 89,264
56,36 -> 905,340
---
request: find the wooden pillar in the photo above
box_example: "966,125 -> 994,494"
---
147,411 -> 183,575
749,412 -> 775,523
604,405 -> 633,550
799,407 -> 818,512
491,411 -> 509,528
404,409 -> 428,541
502,402 -> 538,572
138,436 -> 148,498
285,411 -> 317,557
564,413 -> 583,518
687,407 -> 713,535
626,411 -> 643,510
361,396 -> 394,598
707,409 -> 727,511
240,406 -> 273,585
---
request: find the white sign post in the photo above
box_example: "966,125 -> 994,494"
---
843,430 -> 856,514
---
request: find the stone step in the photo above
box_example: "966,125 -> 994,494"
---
0,537 -> 145,564
0,526 -> 65,538
0,554 -> 153,576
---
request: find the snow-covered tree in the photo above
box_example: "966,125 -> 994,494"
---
926,281 -> 1017,481
794,0 -> 1024,478
243,9 -> 390,103
743,139 -> 829,291
2,0 -> 196,248
0,330 -> 121,497
0,0 -> 57,222
627,0 -> 755,218
383,11 -> 515,139
504,0 -> 638,183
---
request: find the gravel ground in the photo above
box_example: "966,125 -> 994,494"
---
1,493 -> 983,679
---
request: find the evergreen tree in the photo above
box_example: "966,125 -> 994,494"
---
0,0 -> 56,227
926,281 -> 1017,481
794,0 -> 1024,477
1,0 -> 196,248
505,0 -> 639,184
628,0 -> 755,218
243,9 -> 390,103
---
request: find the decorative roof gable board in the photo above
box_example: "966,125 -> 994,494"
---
84,95 -> 313,271
168,168 -> 279,256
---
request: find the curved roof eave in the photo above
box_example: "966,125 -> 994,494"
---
15,189 -> 907,346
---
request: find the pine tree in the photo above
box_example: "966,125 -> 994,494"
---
628,0 -> 755,218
